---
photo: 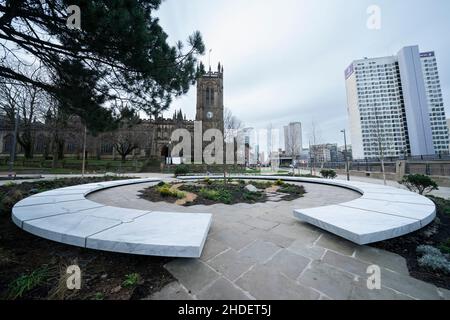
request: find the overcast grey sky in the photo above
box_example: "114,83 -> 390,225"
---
156,0 -> 450,147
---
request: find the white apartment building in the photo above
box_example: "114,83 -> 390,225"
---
345,45 -> 449,159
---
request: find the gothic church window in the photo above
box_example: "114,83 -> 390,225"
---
205,87 -> 214,107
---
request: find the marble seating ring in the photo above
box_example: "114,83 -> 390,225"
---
11,178 -> 212,258
178,175 -> 436,245
11,175 -> 436,258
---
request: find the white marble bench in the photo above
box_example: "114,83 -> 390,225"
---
178,175 -> 436,245
12,178 -> 212,258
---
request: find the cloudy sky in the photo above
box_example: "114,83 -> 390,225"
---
156,0 -> 450,148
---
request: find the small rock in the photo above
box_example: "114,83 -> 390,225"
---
101,274 -> 108,279
110,285 -> 122,294
244,184 -> 258,193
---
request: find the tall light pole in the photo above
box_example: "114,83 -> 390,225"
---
81,124 -> 87,177
341,129 -> 350,181
8,112 -> 19,176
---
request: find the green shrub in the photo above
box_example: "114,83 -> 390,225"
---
278,184 -> 305,195
174,164 -> 189,176
199,188 -> 232,204
243,191 -> 263,202
1,189 -> 24,213
7,266 -> 49,300
320,169 -> 337,179
417,245 -> 450,274
400,174 -> 438,195
275,179 -> 285,186
204,177 -> 212,185
248,180 -> 273,189
92,292 -> 105,300
156,184 -> 185,199
438,239 -> 450,254
122,273 -> 140,288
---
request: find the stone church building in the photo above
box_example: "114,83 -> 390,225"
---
0,66 -> 225,164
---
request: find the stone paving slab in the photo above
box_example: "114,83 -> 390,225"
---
349,280 -> 413,300
239,240 -> 281,263
165,259 -> 220,294
354,246 -> 409,275
209,229 -> 255,251
207,248 -> 257,281
287,241 -> 326,260
264,249 -> 310,280
270,223 -> 321,244
379,267 -> 441,300
242,217 -> 280,231
235,264 -> 320,300
298,261 -> 356,300
197,277 -> 251,300
200,238 -> 229,262
316,233 -> 357,256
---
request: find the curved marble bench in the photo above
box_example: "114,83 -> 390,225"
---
12,178 -> 212,258
178,175 -> 436,245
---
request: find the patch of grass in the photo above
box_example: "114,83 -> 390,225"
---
156,185 -> 186,199
242,191 -> 263,202
122,273 -> 140,288
278,184 -> 305,195
7,266 -> 49,300
248,180 -> 273,189
199,188 -> 232,204
92,292 -> 105,300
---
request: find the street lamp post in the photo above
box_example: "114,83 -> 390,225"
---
341,129 -> 350,181
81,124 -> 87,177
8,112 -> 19,176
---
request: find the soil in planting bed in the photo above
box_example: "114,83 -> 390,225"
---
0,177 -> 174,300
138,179 -> 306,206
372,196 -> 450,290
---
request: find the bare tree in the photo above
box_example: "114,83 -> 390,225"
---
223,108 -> 243,183
308,121 -> 322,175
0,80 -> 47,159
111,108 -> 143,163
285,124 -> 302,174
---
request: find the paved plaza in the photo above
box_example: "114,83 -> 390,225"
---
87,180 -> 450,300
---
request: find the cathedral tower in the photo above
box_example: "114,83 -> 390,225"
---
196,63 -> 224,134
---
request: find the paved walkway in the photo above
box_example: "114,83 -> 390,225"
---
88,180 -> 450,300
335,174 -> 450,199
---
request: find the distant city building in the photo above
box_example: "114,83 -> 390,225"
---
310,143 -> 338,163
283,122 -> 303,159
338,145 -> 353,162
447,119 -> 450,134
243,127 -> 259,165
345,45 -> 449,159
